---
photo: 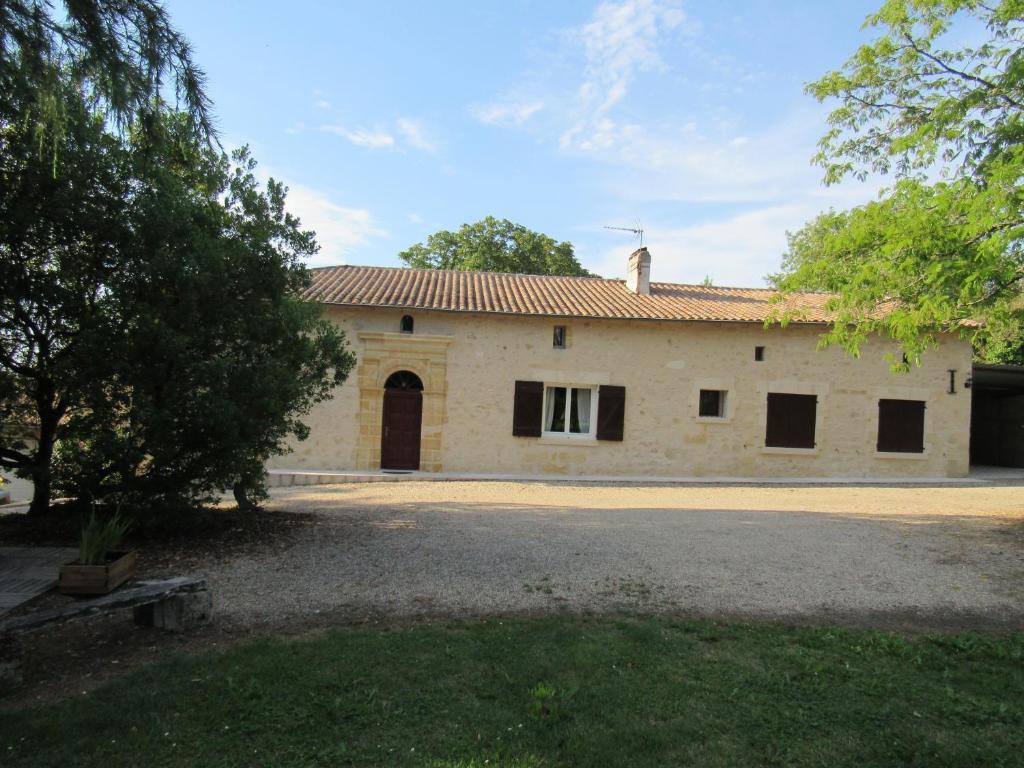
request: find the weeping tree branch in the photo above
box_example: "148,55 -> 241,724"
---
0,0 -> 215,143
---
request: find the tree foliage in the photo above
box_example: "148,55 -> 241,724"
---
773,0 -> 1024,364
0,76 -> 131,514
0,0 -> 213,146
399,217 -> 593,276
0,79 -> 353,516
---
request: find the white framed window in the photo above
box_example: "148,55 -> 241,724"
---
542,385 -> 597,437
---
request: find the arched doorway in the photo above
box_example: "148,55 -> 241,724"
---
380,370 -> 423,470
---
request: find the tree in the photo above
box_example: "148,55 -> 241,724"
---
1,3 -> 349,517
0,77 -> 135,516
399,217 -> 593,276
52,133 -> 356,514
772,0 -> 1024,365
0,0 -> 213,143
1,81 -> 354,516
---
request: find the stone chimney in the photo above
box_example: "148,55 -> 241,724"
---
626,247 -> 651,295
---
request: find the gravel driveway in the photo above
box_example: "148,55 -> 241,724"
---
203,481 -> 1024,631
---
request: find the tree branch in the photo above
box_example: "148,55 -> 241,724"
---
846,91 -> 931,114
962,271 -> 1024,307
965,218 -> 1024,247
903,33 -> 1024,111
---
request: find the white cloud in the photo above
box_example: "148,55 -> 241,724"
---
538,0 -> 829,204
468,0 -> 836,207
560,0 -> 689,150
396,118 -> 438,152
464,0 -> 885,286
408,212 -> 423,224
320,118 -> 437,153
469,2 -> 686,135
267,176 -> 387,267
471,99 -> 545,127
320,124 -> 396,150
587,204 -> 814,287
592,111 -> 827,203
585,155 -> 887,285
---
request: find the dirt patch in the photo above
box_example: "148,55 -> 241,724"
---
3,613 -> 224,710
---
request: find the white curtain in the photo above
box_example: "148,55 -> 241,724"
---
572,388 -> 591,433
545,386 -> 564,432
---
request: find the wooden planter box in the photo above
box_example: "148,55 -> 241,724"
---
58,551 -> 137,596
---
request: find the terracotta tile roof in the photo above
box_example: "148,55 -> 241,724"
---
303,265 -> 836,324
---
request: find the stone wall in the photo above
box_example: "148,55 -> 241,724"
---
269,306 -> 973,478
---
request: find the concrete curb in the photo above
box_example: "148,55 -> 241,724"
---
267,467 -> 1024,489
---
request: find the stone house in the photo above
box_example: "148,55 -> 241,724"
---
272,248 -> 973,478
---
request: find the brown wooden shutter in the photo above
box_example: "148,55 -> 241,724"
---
877,399 -> 925,452
765,393 -> 817,449
512,380 -> 544,437
596,385 -> 626,441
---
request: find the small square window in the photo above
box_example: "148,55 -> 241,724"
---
553,325 -> 566,349
754,346 -> 765,361
698,389 -> 726,418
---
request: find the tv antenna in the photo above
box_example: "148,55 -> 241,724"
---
604,222 -> 644,247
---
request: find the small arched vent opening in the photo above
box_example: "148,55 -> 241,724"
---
400,315 -> 414,333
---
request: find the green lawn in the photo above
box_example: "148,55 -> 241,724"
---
3,617 -> 1023,767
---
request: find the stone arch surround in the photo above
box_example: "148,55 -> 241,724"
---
355,332 -> 452,471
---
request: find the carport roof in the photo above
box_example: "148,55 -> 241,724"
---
971,364 -> 1024,392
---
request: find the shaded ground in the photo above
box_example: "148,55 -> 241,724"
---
1,505 -> 315,707
0,503 -> 315,577
0,548 -> 77,613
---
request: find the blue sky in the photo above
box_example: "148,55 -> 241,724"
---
164,0 -> 884,286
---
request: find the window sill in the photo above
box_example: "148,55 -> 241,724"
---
695,416 -> 733,424
875,451 -> 929,460
761,446 -> 818,456
539,434 -> 597,447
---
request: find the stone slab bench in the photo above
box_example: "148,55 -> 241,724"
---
0,577 -> 212,689
0,576 -> 212,635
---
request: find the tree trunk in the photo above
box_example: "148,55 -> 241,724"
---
27,381 -> 62,517
27,424 -> 56,517
233,480 -> 255,511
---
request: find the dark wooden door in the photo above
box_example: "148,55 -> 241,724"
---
380,389 -> 422,470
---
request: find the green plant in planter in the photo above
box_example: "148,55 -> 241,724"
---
79,510 -> 132,565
